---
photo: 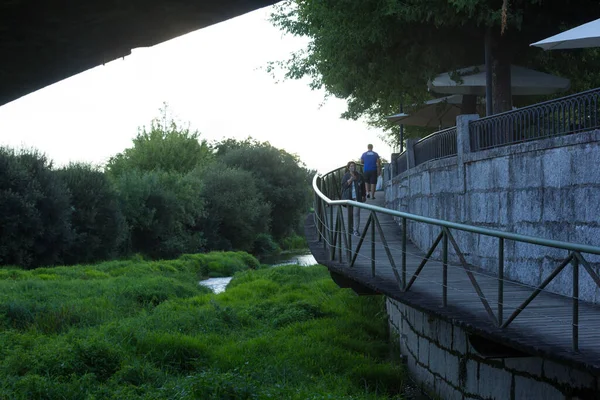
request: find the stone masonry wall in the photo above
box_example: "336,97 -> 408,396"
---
384,126 -> 600,303
387,298 -> 598,400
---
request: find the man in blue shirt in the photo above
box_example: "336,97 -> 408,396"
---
360,144 -> 381,200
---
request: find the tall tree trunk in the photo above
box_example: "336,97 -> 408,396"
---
491,33 -> 513,113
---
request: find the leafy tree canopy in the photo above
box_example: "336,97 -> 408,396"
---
106,104 -> 212,176
269,0 -> 600,143
214,138 -> 312,239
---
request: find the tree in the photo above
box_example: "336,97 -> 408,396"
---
199,165 -> 271,252
113,169 -> 206,259
215,138 -> 311,239
106,104 -> 212,177
269,0 -> 600,143
56,163 -> 127,264
0,148 -> 73,268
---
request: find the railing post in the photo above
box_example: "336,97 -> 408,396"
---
498,237 -> 504,327
573,255 -> 579,352
371,211 -> 375,277
329,205 -> 334,260
405,139 -> 416,170
402,218 -> 407,290
442,229 -> 448,307
347,204 -> 353,263
315,177 -> 322,242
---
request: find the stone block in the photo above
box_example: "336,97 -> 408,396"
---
436,319 -> 454,350
573,187 -> 600,223
434,376 -> 464,400
421,172 -> 431,195
512,188 -> 543,223
503,357 -> 543,376
445,353 -> 461,386
453,327 -> 468,354
428,343 -> 447,378
466,161 -> 492,191
477,362 -> 512,400
418,336 -> 430,367
543,187 -> 575,223
544,359 -> 595,389
491,157 -> 510,189
464,359 -> 479,395
572,144 -> 600,185
509,154 -> 543,189
542,148 -> 572,188
514,376 -> 564,400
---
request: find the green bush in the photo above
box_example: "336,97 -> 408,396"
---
253,233 -> 281,258
56,163 -> 127,264
200,165 -> 271,252
279,234 -> 308,250
112,169 -> 206,259
215,139 -> 312,239
0,148 -> 72,268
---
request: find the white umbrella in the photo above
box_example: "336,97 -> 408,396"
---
385,95 -> 475,128
428,65 -> 570,96
531,18 -> 600,50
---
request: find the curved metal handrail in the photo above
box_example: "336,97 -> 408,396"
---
313,168 -> 600,255
312,164 -> 600,351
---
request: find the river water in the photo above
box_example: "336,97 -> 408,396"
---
198,252 -> 317,294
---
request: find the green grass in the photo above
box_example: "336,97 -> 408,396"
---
0,253 -> 406,399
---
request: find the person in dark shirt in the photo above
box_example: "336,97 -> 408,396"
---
360,144 -> 381,200
341,161 -> 366,236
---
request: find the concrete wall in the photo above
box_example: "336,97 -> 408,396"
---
384,119 -> 600,303
387,299 -> 598,400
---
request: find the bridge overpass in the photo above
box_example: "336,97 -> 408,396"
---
0,0 -> 277,107
307,88 -> 600,399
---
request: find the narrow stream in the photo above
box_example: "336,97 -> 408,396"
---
198,252 -> 317,294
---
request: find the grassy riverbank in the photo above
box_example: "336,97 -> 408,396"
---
0,252 -> 405,399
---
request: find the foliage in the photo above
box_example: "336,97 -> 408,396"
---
0,255 -> 405,399
215,138 -> 312,239
269,0 -> 600,144
106,104 -> 212,177
280,233 -> 308,251
199,164 -> 271,252
112,168 -> 206,259
0,147 -> 73,268
56,163 -> 127,264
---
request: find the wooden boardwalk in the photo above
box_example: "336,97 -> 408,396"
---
306,197 -> 600,373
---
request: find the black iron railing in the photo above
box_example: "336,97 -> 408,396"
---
395,151 -> 407,175
470,87 -> 600,151
413,127 -> 457,167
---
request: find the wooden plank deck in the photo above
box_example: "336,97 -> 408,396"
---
306,197 -> 600,373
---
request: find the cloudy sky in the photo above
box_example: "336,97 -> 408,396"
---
0,5 -> 392,173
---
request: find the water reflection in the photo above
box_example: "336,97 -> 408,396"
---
198,252 -> 318,294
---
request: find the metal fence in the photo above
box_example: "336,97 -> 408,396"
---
313,165 -> 600,352
470,87 -> 600,151
413,126 -> 458,166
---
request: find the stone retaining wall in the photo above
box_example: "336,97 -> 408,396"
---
384,120 -> 600,303
387,299 -> 598,399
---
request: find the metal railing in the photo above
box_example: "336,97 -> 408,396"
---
313,165 -> 600,352
470,87 -> 600,151
395,151 -> 407,176
414,126 -> 457,166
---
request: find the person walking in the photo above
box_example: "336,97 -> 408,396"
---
360,144 -> 381,200
341,161 -> 366,236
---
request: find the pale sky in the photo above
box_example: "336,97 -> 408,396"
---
0,5 -> 391,173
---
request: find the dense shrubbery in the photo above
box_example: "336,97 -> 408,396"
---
0,108 -> 313,268
0,148 -> 73,268
55,163 -> 126,265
